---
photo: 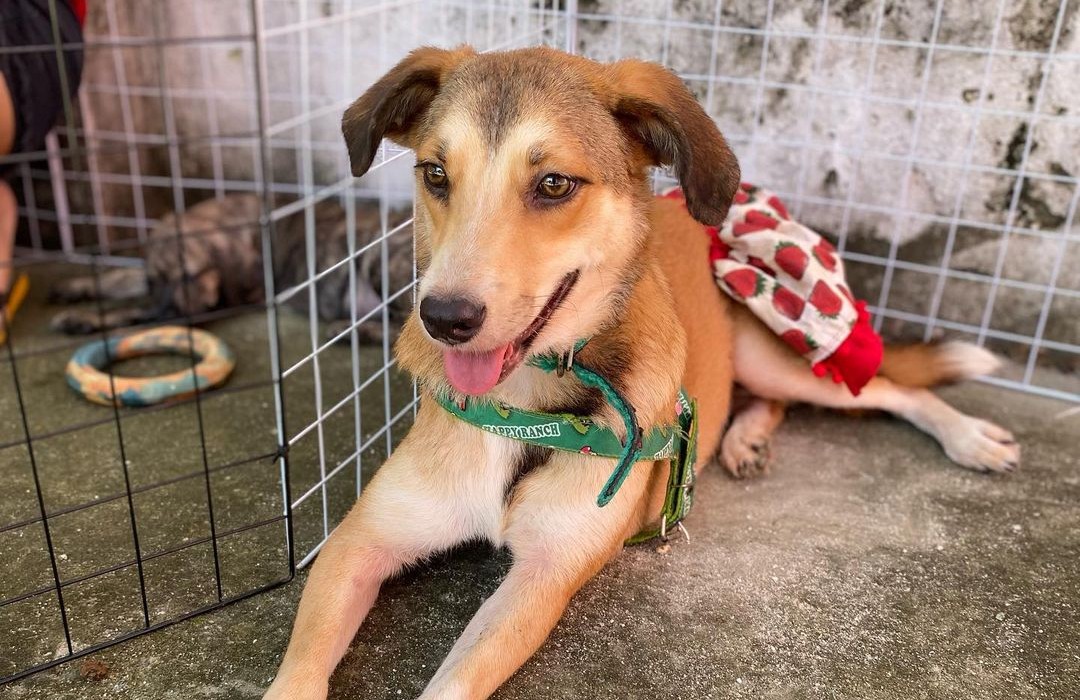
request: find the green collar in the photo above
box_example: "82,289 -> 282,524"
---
433,340 -> 698,542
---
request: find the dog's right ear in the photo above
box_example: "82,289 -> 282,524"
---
342,46 -> 474,178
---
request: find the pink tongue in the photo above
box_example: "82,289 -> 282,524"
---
443,344 -> 512,396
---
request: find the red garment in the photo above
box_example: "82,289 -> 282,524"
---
811,300 -> 883,396
661,185 -> 883,396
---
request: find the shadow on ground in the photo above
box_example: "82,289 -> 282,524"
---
2,263 -> 1079,699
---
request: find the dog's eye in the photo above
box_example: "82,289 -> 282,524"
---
537,173 -> 575,200
423,163 -> 448,190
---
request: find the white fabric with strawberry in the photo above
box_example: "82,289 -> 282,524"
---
662,183 -> 884,396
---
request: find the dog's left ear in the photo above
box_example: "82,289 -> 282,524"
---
604,60 -> 740,226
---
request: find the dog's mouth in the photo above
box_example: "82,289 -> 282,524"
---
442,269 -> 580,396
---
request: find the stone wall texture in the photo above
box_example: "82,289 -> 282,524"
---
571,0 -> 1079,376
73,0 -> 1079,373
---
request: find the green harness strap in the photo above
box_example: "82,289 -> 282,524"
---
626,390 -> 698,545
433,342 -> 698,543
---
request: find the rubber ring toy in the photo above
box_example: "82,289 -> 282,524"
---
66,326 -> 236,407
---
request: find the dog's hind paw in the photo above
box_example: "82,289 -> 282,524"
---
942,416 -> 1020,474
50,310 -> 100,335
721,432 -> 771,479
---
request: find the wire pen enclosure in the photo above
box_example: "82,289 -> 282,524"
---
1,0 -> 569,682
1,0 -> 1077,685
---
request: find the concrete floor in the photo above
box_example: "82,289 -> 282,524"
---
2,265 -> 1079,699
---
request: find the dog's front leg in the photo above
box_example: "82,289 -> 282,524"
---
264,534 -> 389,700
418,556 -> 600,700
420,457 -> 641,700
265,431 -> 481,700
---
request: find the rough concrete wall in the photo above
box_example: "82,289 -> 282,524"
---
578,0 -> 1080,371
79,1 -> 376,220
79,1 -> 532,214
75,0 -> 1079,368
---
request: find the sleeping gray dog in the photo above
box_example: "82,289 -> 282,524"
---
50,194 -> 413,343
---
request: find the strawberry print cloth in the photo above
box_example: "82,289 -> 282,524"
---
662,183 -> 883,396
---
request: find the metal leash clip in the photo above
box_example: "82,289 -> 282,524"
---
656,514 -> 691,542
658,514 -> 691,543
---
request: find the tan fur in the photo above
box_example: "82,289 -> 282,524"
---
879,341 -> 1000,388
880,344 -> 947,388
721,304 -> 1017,477
266,47 -> 1015,700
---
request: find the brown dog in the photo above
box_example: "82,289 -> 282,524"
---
49,194 -> 413,343
264,46 -> 1018,700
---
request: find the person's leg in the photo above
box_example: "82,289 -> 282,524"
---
0,180 -> 14,303
0,71 -> 16,300
0,70 -> 14,156
0,1 -> 85,343
0,70 -> 26,346
0,178 -> 27,346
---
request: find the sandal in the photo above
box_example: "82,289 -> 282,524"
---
0,272 -> 29,346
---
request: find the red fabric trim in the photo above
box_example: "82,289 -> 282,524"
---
69,0 -> 87,26
705,226 -> 730,261
811,301 -> 883,396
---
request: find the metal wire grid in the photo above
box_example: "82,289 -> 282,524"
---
1,2 -> 286,684
3,0 -> 1077,686
261,0 -> 572,569
0,0 -> 568,683
575,0 -> 1080,403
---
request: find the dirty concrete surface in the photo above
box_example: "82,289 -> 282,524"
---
2,264 -> 1079,700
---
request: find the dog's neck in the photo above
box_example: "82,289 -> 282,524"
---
398,224 -> 687,433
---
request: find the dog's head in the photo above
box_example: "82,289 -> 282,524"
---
343,46 -> 738,395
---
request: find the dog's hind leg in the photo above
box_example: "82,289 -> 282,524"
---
49,267 -> 147,303
733,314 -> 1019,473
50,304 -> 161,334
52,275 -> 180,334
721,397 -> 786,479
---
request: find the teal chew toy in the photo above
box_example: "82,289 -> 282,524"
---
66,325 -> 235,407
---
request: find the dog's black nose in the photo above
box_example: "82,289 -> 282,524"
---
419,295 -> 486,344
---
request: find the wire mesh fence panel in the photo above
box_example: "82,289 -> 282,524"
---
574,0 -> 1080,403
0,0 -> 299,681
2,0 -> 1076,686
0,0 -> 568,684
256,0 -> 572,569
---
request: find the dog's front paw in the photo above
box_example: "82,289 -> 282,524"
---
720,430 -> 771,479
263,675 -> 328,700
943,416 -> 1019,474
50,310 -> 100,335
